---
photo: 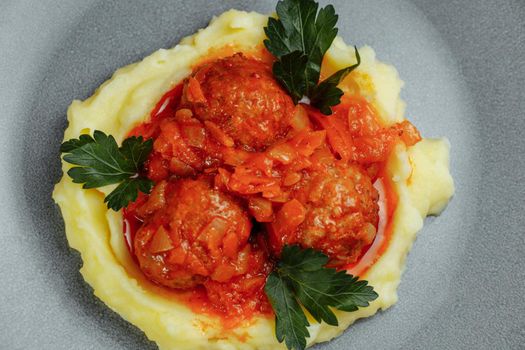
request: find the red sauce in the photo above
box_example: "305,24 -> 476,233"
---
123,50 -> 421,328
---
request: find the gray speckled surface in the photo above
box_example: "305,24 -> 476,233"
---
0,0 -> 524,349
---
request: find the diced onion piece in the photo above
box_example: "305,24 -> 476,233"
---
265,193 -> 290,203
267,143 -> 298,164
290,105 -> 310,131
154,120 -> 181,154
268,199 -> 306,252
309,145 -> 337,168
146,154 -> 169,182
169,158 -> 194,176
232,169 -> 275,186
185,77 -> 206,104
199,217 -> 229,256
211,262 -> 237,282
288,157 -> 312,172
205,121 -> 235,147
391,120 -> 422,146
149,226 -> 174,254
186,251 -> 209,276
222,232 -> 240,259
181,123 -> 206,148
136,180 -> 167,217
174,108 -> 193,122
261,183 -> 285,199
307,177 -> 328,203
283,172 -> 302,186
238,276 -> 266,293
245,154 -> 273,176
234,245 -> 251,274
215,168 -> 231,189
276,199 -> 306,231
361,222 -> 377,245
248,197 -> 274,222
347,101 -> 381,135
289,130 -> 327,157
167,246 -> 187,265
310,109 -> 354,160
223,148 -> 250,166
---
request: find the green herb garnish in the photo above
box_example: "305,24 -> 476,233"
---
60,130 -> 153,211
264,245 -> 378,350
264,0 -> 361,115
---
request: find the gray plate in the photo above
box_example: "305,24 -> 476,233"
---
1,0 -> 524,349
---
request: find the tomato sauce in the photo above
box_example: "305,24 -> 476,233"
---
123,51 -> 421,327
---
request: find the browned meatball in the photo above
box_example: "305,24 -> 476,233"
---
270,160 -> 379,267
133,178 -> 253,289
182,53 -> 295,150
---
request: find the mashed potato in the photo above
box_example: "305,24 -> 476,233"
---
53,10 -> 454,350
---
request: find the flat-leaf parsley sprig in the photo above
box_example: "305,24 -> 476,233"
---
60,130 -> 153,211
264,0 -> 361,115
264,245 -> 378,350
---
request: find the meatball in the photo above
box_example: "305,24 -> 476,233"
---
270,161 -> 379,267
182,53 -> 295,150
133,178 -> 252,289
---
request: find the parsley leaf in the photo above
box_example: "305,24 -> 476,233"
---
60,134 -> 95,152
264,0 -> 337,93
272,51 -> 310,104
310,46 -> 361,115
325,271 -> 378,312
265,272 -> 310,350
104,177 -> 153,211
264,0 -> 360,115
120,136 -> 154,171
265,245 -> 378,350
60,130 -> 153,211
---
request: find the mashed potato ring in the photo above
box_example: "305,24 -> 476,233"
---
53,10 -> 454,350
